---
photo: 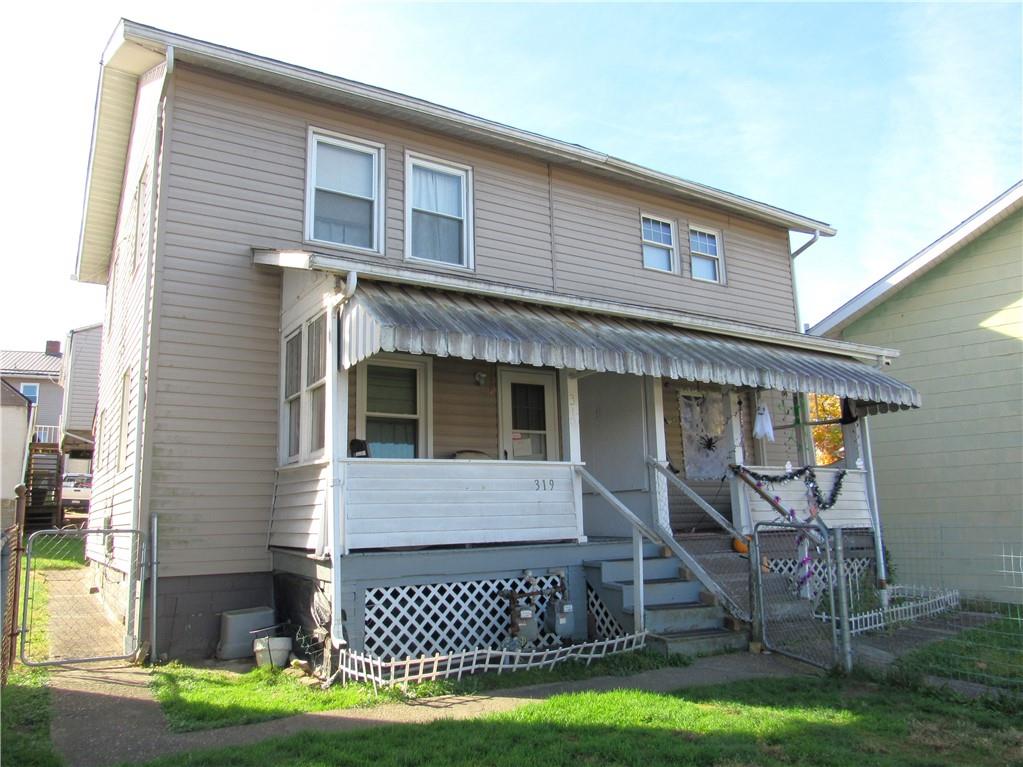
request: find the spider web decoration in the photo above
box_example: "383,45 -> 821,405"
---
363,575 -> 561,659
679,392 -> 731,480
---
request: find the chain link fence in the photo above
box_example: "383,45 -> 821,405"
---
851,522 -> 1022,697
21,528 -> 142,665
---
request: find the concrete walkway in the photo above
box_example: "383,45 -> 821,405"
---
49,652 -> 816,767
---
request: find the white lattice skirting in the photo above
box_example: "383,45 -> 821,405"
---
768,556 -> 873,599
334,633 -> 648,688
363,575 -> 576,659
587,584 -> 625,639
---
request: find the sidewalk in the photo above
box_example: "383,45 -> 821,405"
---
49,652 -> 816,767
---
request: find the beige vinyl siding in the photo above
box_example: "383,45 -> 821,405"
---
550,168 -> 797,329
89,65 -> 165,573
268,463 -> 329,550
168,65 -> 797,330
6,378 -> 62,428
62,327 -> 102,433
838,209 -> 1022,602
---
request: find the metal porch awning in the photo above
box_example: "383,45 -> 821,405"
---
340,281 -> 921,414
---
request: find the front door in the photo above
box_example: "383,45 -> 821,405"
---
499,369 -> 560,461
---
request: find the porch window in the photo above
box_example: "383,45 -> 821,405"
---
641,215 -> 676,272
406,154 -> 473,268
689,226 -> 724,283
307,129 -> 383,252
284,330 -> 303,458
307,315 -> 327,452
357,355 -> 432,458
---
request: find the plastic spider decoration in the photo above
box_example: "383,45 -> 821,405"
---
699,434 -> 719,452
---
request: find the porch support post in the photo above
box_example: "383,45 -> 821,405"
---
558,370 -> 585,542
329,304 -> 351,647
643,376 -> 670,530
726,390 -> 752,535
858,416 -> 888,589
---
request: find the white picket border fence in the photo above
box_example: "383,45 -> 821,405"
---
814,584 -> 960,636
333,632 -> 647,689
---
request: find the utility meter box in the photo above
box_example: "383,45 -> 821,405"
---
511,603 -> 540,643
544,597 -> 575,638
217,606 -> 276,659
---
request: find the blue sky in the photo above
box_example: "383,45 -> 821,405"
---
1,1 -> 1020,349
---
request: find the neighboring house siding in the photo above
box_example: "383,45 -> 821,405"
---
5,378 -> 63,428
62,327 -> 102,433
838,210 -> 1023,602
90,64 -> 165,572
169,66 -> 797,329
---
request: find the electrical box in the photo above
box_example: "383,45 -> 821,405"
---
217,606 -> 275,659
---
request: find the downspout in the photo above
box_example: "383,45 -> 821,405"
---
135,50 -> 174,660
329,271 -> 357,649
789,230 -> 820,334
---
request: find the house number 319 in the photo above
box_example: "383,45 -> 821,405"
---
534,479 -> 555,491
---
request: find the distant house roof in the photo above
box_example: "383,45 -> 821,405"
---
0,350 -> 63,377
812,180 -> 1023,337
1,379 -> 31,407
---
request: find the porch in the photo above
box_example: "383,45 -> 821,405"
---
262,270 -> 919,655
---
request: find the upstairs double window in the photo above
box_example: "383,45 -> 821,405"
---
406,155 -> 473,268
307,130 -> 384,253
641,215 -> 676,272
689,226 -> 724,283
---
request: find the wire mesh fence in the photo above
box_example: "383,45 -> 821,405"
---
851,521 -> 1022,696
21,528 -> 142,665
752,521 -> 839,669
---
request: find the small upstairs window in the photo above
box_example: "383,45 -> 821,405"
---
641,215 -> 676,272
19,383 -> 39,404
690,226 -> 724,283
406,155 -> 473,268
307,130 -> 383,252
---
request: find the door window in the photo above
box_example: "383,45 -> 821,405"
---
499,371 -> 559,461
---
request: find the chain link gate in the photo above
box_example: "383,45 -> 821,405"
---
751,520 -> 846,670
20,528 -> 144,665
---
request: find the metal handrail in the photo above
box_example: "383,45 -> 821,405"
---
646,458 -> 740,539
575,466 -> 742,626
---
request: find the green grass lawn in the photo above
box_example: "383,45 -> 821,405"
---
27,534 -> 86,571
127,675 -> 1023,767
897,616 -> 1023,693
152,649 -> 692,732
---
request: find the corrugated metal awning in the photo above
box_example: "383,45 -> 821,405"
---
341,282 -> 921,414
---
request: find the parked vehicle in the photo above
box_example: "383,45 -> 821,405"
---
61,473 -> 91,514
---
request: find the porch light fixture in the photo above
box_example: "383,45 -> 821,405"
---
474,371 -> 488,386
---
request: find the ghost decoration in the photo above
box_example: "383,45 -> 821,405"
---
753,404 -> 775,442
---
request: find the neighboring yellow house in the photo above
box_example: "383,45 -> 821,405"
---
813,182 -> 1023,604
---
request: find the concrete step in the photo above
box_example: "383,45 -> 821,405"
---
646,628 -> 749,657
583,556 -> 686,583
611,577 -> 704,609
625,602 -> 724,633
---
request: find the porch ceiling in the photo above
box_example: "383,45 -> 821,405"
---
340,282 -> 921,414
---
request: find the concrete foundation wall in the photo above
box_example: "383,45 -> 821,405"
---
144,572 -> 273,659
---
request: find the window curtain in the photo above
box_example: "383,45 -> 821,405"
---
411,165 -> 464,264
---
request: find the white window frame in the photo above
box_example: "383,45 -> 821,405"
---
355,353 -> 433,459
19,382 -> 39,404
688,224 -> 726,284
640,213 -> 678,273
404,152 -> 474,270
279,311 -> 330,465
305,128 -> 385,255
497,368 -> 561,462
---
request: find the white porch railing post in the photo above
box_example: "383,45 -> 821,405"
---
644,376 -> 671,530
859,417 -> 888,588
559,370 -> 586,542
726,391 -> 752,534
632,528 -> 645,633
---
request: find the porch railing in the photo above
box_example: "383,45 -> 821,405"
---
340,458 -> 584,553
575,466 -> 738,628
646,458 -> 740,539
33,425 -> 59,445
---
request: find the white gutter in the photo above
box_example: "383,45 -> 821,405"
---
789,229 -> 821,333
253,248 -> 899,365
115,19 -> 835,238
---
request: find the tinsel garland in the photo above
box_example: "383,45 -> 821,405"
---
737,465 -> 847,512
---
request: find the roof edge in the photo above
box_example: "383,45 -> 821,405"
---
115,19 -> 835,236
812,180 -> 1023,337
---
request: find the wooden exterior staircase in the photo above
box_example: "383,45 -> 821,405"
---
25,441 -> 61,531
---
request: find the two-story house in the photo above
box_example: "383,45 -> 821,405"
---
78,20 -> 919,664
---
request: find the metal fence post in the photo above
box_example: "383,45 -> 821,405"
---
833,527 -> 853,674
748,530 -> 764,650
